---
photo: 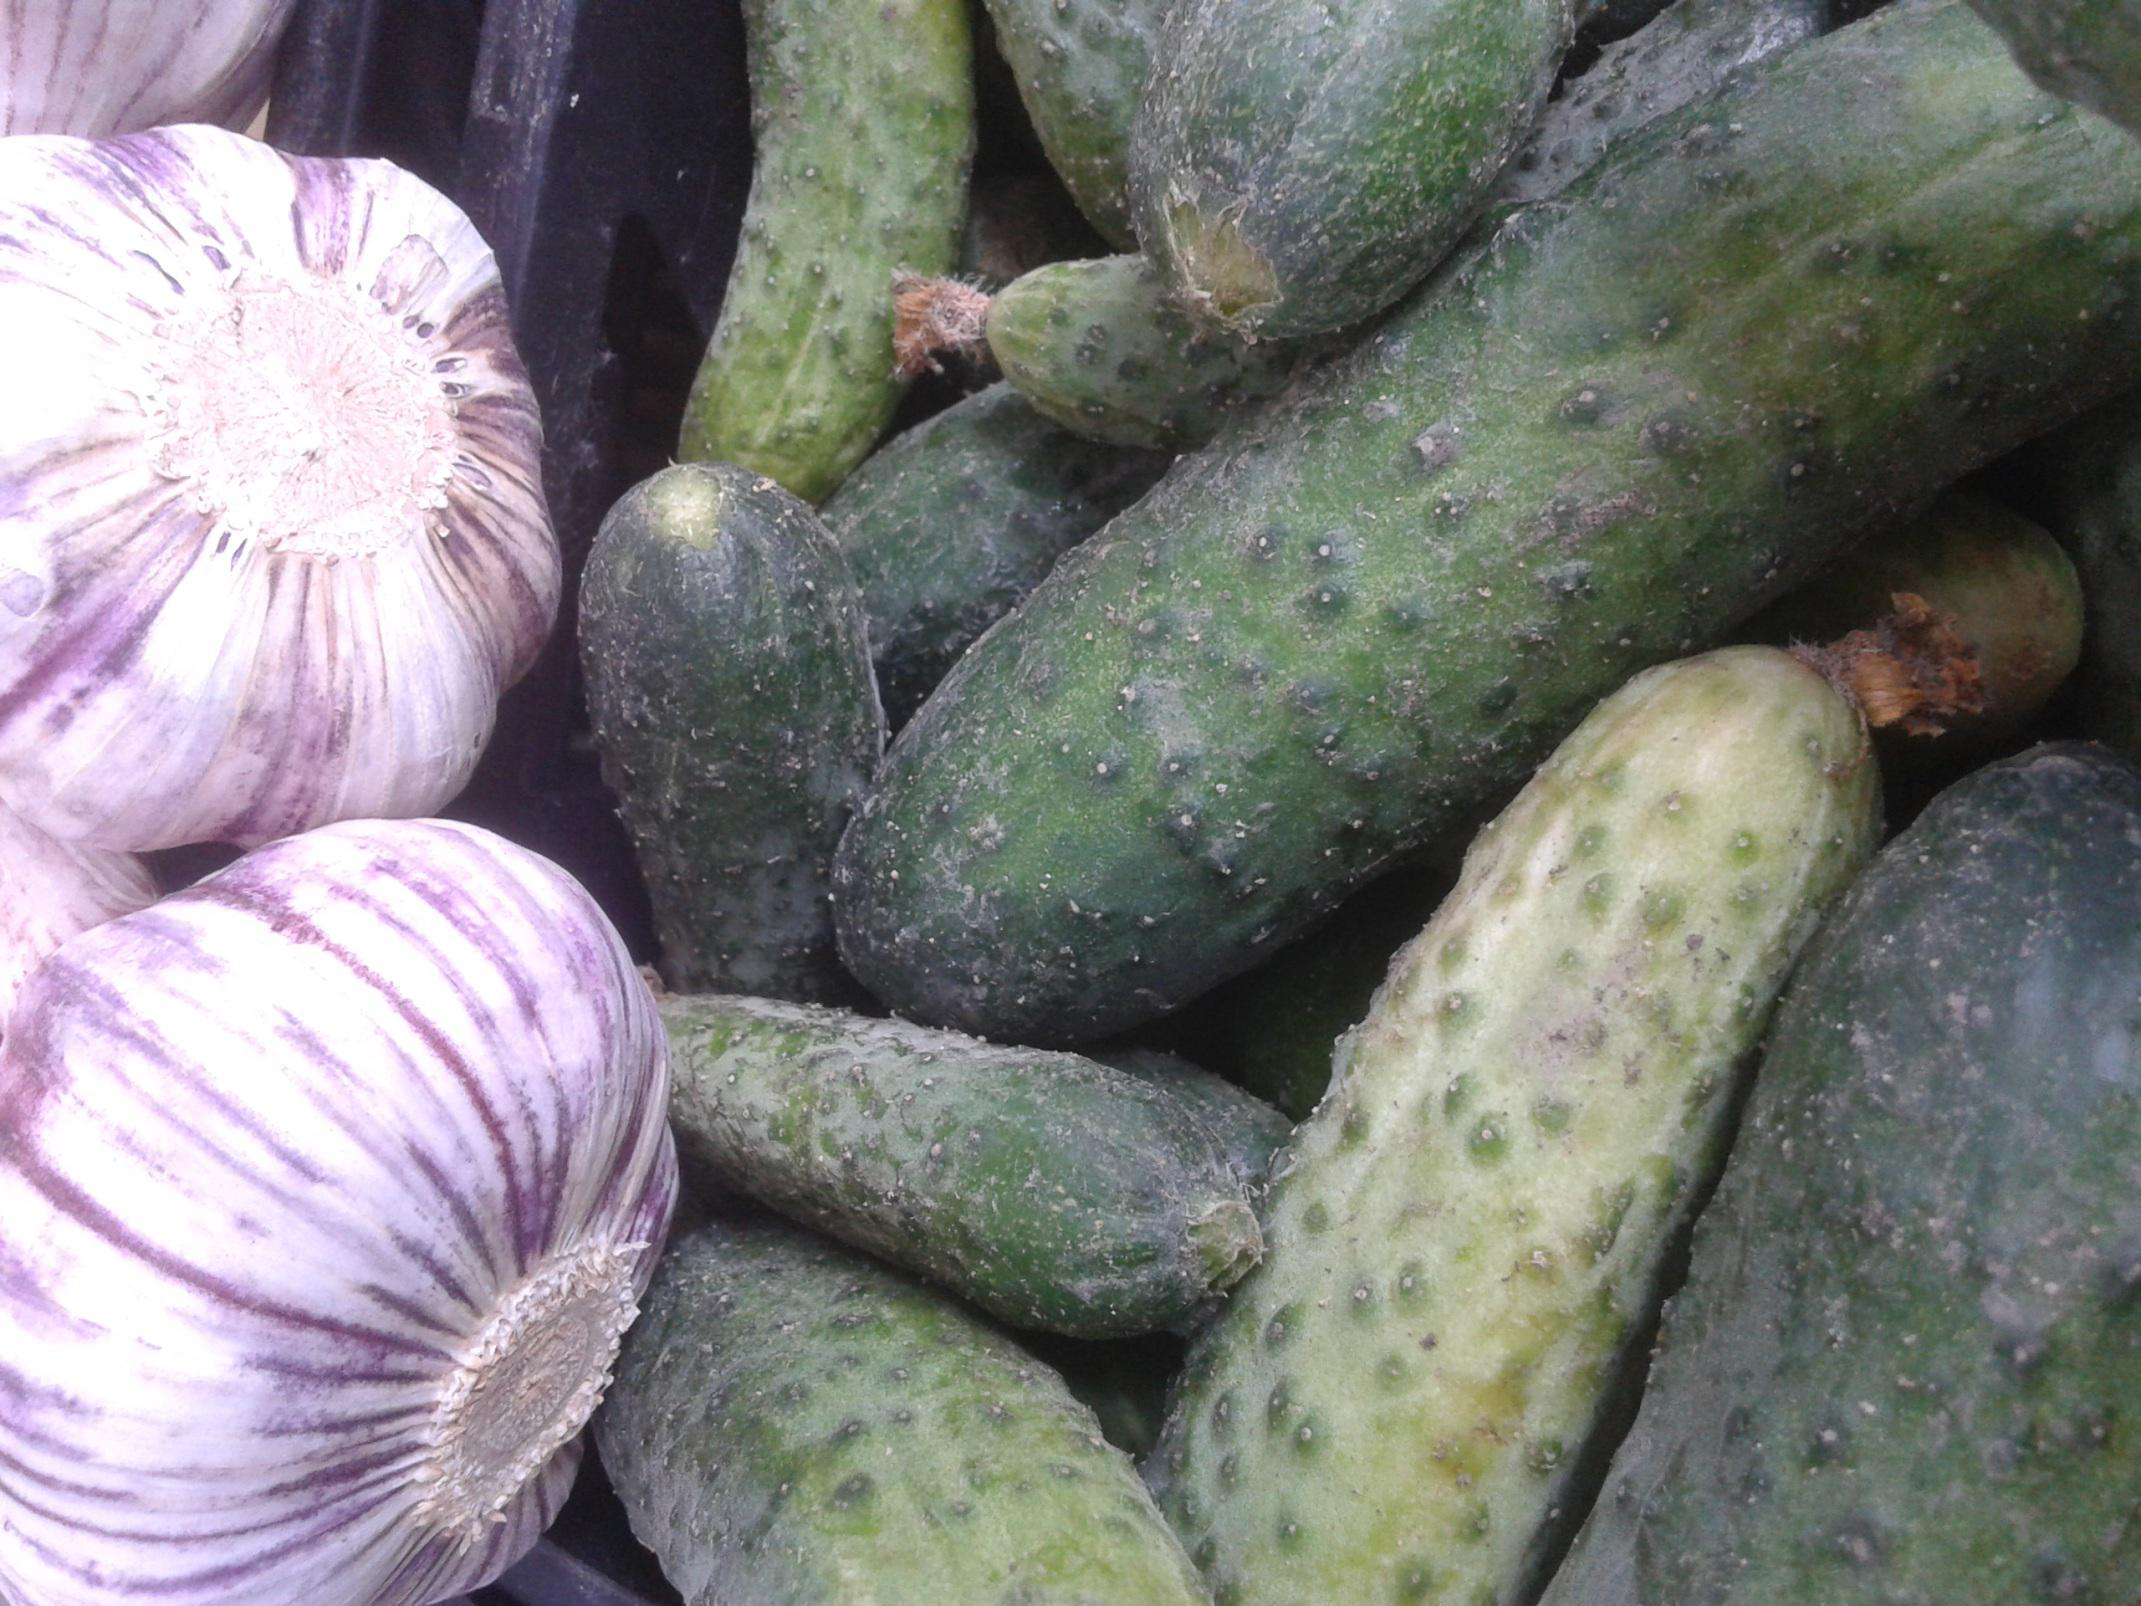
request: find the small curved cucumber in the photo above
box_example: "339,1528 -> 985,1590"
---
1969,0 -> 2141,133
580,464 -> 885,1002
1540,742 -> 2141,1603
978,0 -> 1164,246
1148,647 -> 1880,1604
678,0 -> 974,501
821,382 -> 1169,725
987,254 -> 1310,450
598,1215 -> 1209,1605
1129,0 -> 1571,338
658,991 -> 1266,1337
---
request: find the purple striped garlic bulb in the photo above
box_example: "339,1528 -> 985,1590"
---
0,124 -> 560,852
0,0 -> 299,136
0,799 -> 156,1021
0,818 -> 678,1606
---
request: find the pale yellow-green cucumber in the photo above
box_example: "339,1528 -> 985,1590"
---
1145,646 -> 1881,1604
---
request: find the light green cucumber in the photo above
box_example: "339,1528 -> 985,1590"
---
821,382 -> 1169,725
677,0 -> 973,501
1968,0 -> 2141,133
1539,741 -> 2141,1603
977,0 -> 1163,246
985,255 -> 1311,450
657,991 -> 1265,1337
1145,646 -> 1880,1604
832,0 -> 2141,1047
1498,0 -> 1831,205
580,464 -> 884,1002
1128,0 -> 1571,339
597,1214 -> 1209,1604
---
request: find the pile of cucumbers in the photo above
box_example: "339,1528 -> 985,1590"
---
580,0 -> 2141,1600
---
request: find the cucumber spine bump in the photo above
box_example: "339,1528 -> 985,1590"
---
833,0 -> 2141,1046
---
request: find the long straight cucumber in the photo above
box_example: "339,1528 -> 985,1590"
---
597,1215 -> 1208,1603
678,0 -> 973,501
658,992 -> 1268,1337
1147,647 -> 1879,1604
834,0 -> 2141,1045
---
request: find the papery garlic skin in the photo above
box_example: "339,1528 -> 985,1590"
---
0,125 -> 561,851
0,818 -> 677,1606
0,0 -> 298,136
0,799 -> 155,1020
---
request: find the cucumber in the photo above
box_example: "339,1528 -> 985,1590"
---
1093,1045 -> 1295,1188
597,1214 -> 1209,1604
1745,491 -> 2083,745
1145,647 -> 1879,1605
1128,0 -> 1571,339
1498,0 -> 1831,205
1539,742 -> 2141,1603
833,0 -> 2141,1046
977,0 -> 1163,246
820,383 -> 1169,726
580,465 -> 885,1002
986,255 -> 1310,451
677,0 -> 973,501
656,991 -> 1264,1337
2013,391 -> 2141,758
1968,0 -> 2141,133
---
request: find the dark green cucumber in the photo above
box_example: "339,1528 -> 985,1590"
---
820,382 -> 1168,726
977,0 -> 1162,246
581,465 -> 884,1002
657,991 -> 1264,1337
1746,491 -> 2084,744
986,255 -> 1310,451
677,0 -> 973,501
1969,0 -> 2141,133
833,0 -> 2141,1046
1128,0 -> 1570,339
2013,390 -> 2141,758
1498,0 -> 1831,205
1092,1045 -> 1295,1188
1147,647 -> 1879,1605
1540,742 -> 2141,1604
597,1215 -> 1208,1604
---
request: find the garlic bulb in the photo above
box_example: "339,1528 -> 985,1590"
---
0,124 -> 560,851
0,799 -> 155,1020
0,818 -> 677,1606
0,0 -> 298,136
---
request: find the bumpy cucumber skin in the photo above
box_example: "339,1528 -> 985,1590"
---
597,1216 -> 1209,1605
677,0 -> 972,502
821,383 -> 1168,726
833,0 -> 2141,1046
1498,0 -> 1830,205
1129,0 -> 1571,339
580,465 -> 884,1002
1540,742 -> 2141,1604
1969,0 -> 2141,133
1144,648 -> 1879,1606
656,992 -> 1263,1338
988,255 -> 1310,451
978,0 -> 1161,246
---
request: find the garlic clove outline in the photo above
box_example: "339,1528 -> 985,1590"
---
0,0 -> 299,137
0,797 -> 156,1022
0,817 -> 677,1606
0,124 -> 561,852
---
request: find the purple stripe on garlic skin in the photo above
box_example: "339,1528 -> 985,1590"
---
0,798 -> 154,1023
0,125 -> 562,852
0,818 -> 677,1606
0,1 -> 298,137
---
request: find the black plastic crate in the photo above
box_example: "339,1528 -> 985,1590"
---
267,2 -> 746,1599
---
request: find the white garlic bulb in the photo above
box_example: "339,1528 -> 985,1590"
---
0,799 -> 156,1020
0,818 -> 677,1606
0,124 -> 561,852
0,0 -> 299,136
